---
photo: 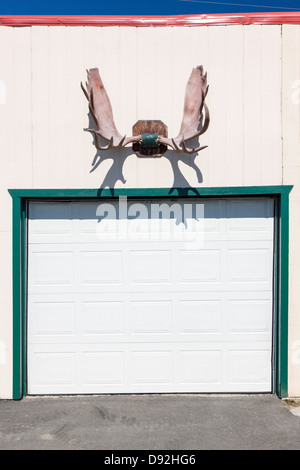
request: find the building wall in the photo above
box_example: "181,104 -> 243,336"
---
0,23 -> 299,398
282,25 -> 300,397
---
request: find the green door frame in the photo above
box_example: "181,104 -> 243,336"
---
8,185 -> 293,399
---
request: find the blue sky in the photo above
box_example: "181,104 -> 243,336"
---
0,0 -> 300,15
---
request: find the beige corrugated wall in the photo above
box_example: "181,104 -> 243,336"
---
0,23 -> 299,397
282,25 -> 300,397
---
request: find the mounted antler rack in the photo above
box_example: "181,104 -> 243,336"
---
81,66 -> 209,156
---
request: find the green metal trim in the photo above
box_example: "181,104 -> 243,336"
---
8,185 -> 293,199
277,192 -> 290,398
8,185 -> 292,399
272,198 -> 279,394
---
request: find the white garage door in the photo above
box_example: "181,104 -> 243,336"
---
27,197 -> 274,394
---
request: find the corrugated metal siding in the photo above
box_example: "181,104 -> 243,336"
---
0,25 -> 283,193
282,25 -> 300,397
2,23 -> 300,397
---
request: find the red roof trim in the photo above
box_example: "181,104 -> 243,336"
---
1,13 -> 300,27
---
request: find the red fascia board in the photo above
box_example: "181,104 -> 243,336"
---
1,12 -> 300,26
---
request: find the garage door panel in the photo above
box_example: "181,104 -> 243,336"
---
80,250 -> 123,285
178,249 -> 221,283
29,239 -> 274,292
179,299 -> 222,334
129,250 -> 173,284
180,350 -> 222,385
82,301 -> 124,335
28,301 -> 76,337
224,198 -> 274,237
228,247 -> 273,283
130,350 -> 174,385
29,250 -> 74,287
81,350 -> 125,386
28,253 -> 273,294
28,198 -> 274,244
28,202 -> 74,243
28,292 -> 272,344
228,299 -> 272,333
129,300 -> 173,334
28,348 -> 76,390
228,348 -> 272,387
28,342 -> 272,394
27,198 -> 274,394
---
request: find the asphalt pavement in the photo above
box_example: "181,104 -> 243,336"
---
0,393 -> 299,450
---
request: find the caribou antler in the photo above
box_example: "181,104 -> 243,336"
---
81,66 -> 209,154
81,68 -> 141,150
157,65 -> 209,154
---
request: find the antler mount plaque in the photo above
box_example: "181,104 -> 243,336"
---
81,66 -> 209,156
